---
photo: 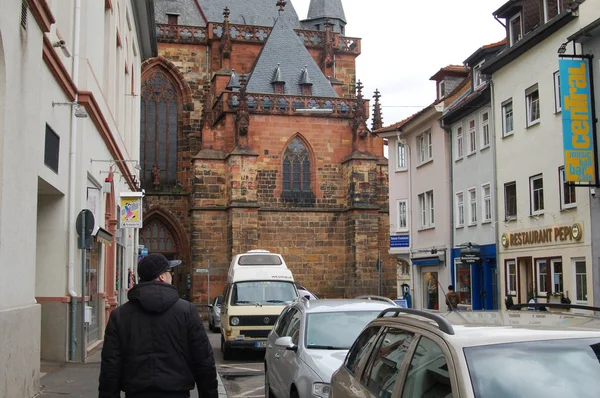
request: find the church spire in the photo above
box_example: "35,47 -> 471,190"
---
305,0 -> 346,34
372,89 -> 383,131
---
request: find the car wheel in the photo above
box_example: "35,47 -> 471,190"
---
264,366 -> 275,398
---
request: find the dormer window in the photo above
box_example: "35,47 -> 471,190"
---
438,80 -> 446,99
473,63 -> 484,88
543,0 -> 561,23
167,13 -> 179,25
509,13 -> 522,46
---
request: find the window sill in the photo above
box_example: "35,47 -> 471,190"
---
530,212 -> 544,218
526,120 -> 540,129
455,224 -> 464,229
554,109 -> 562,115
417,159 -> 433,168
418,226 -> 435,232
480,145 -> 490,151
560,204 -> 577,211
467,222 -> 477,227
481,219 -> 492,224
395,229 -> 409,234
455,157 -> 463,162
502,131 -> 514,139
394,168 -> 408,173
467,151 -> 476,158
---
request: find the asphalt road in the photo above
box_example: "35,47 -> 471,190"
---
207,326 -> 266,398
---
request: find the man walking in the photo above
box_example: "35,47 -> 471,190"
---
99,253 -> 218,398
446,285 -> 460,311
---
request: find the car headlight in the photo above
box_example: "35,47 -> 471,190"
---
312,382 -> 330,398
230,317 -> 240,326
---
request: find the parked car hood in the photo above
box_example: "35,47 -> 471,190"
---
302,349 -> 348,382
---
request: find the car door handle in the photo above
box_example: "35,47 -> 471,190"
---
274,352 -> 281,359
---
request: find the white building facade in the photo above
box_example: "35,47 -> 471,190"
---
483,0 -> 598,310
0,0 -> 155,396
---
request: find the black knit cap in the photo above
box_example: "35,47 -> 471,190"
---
138,253 -> 182,282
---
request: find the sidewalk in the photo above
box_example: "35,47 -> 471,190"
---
37,345 -> 228,398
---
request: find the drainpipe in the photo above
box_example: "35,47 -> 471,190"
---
67,0 -> 82,361
439,120 -> 454,286
490,79 -> 501,309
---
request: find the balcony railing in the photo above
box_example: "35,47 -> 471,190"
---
211,91 -> 356,124
155,23 -> 361,54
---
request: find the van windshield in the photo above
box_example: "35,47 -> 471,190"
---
231,281 -> 297,306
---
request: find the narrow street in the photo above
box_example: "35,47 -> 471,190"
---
208,328 -> 266,398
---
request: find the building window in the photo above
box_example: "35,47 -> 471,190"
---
543,0 -> 561,23
454,260 -> 472,305
526,84 -> 540,126
473,63 -> 484,88
551,258 -> 563,294
167,13 -> 179,25
438,80 -> 446,99
553,71 -> 561,113
44,124 -> 60,174
396,141 -> 407,170
536,259 -> 548,296
467,188 -> 477,225
397,199 -> 408,232
481,110 -> 490,148
502,99 -> 514,136
455,126 -> 464,160
482,184 -> 492,222
559,166 -> 576,209
468,118 -> 476,154
509,13 -> 522,46
282,137 -> 313,203
141,70 -> 179,190
574,259 -> 587,302
418,190 -> 434,228
504,181 -> 517,220
456,191 -> 464,228
530,174 -> 544,215
506,260 -> 517,296
417,130 -> 432,164
21,0 -> 28,29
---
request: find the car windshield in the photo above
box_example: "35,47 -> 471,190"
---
465,338 -> 600,398
231,281 -> 297,306
305,311 -> 382,349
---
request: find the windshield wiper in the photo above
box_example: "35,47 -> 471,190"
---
235,300 -> 262,306
307,345 -> 346,350
266,300 -> 287,303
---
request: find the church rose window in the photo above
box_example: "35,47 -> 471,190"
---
140,71 -> 179,190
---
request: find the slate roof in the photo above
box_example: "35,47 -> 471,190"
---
245,16 -> 338,97
305,0 -> 347,23
154,0 -> 206,27
197,0 -> 301,28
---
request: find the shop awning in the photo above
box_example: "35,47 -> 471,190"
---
411,257 -> 440,266
95,227 -> 114,246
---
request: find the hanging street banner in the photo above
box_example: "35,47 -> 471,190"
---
559,58 -> 596,184
120,192 -> 144,228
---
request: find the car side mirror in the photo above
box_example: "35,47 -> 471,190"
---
304,295 -> 311,300
275,336 -> 297,352
208,304 -> 213,308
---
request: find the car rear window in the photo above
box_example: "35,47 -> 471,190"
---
238,254 -> 282,265
464,338 -> 600,398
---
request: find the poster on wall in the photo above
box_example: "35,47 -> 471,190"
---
559,57 -> 597,184
119,192 -> 143,228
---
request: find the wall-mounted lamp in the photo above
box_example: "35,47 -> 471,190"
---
557,42 -> 568,54
52,101 -> 88,118
103,178 -> 112,194
53,40 -> 71,58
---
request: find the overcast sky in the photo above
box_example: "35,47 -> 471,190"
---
293,0 -> 508,127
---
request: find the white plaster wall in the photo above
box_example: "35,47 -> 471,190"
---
493,5 -> 600,305
388,137 -> 411,236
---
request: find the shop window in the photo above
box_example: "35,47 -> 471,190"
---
506,260 -> 517,296
536,259 -> 548,296
574,259 -> 587,302
454,260 -> 471,305
551,259 -> 563,294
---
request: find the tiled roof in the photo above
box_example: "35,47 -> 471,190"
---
306,0 -> 347,22
245,15 -> 338,97
483,38 -> 507,49
197,0 -> 301,27
430,64 -> 468,81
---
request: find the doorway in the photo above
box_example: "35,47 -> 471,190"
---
518,257 -> 533,303
422,271 -> 439,310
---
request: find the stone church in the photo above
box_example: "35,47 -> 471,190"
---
140,0 -> 394,302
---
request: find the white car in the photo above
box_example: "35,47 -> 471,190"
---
264,297 -> 396,398
330,303 -> 600,398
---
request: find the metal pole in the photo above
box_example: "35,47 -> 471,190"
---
378,249 -> 382,296
207,260 -> 211,306
80,214 -> 86,363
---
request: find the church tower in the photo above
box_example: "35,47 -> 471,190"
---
302,0 -> 347,34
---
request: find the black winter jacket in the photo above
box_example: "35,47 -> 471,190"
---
98,282 -> 218,398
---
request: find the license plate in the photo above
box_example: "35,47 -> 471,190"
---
254,341 -> 267,348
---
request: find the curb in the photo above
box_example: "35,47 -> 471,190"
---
217,372 -> 229,398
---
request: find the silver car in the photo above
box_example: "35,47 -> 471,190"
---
264,297 -> 396,398
208,294 -> 223,332
331,304 -> 600,398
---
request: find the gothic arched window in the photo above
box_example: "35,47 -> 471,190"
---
140,219 -> 178,253
140,71 -> 179,190
282,137 -> 314,204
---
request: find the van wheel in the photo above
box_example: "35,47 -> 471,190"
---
221,335 -> 233,360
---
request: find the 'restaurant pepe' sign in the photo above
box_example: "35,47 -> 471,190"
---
501,223 -> 583,249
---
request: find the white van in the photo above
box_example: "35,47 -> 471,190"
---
220,250 -> 298,359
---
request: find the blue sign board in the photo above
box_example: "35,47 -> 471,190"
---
390,235 -> 410,248
559,58 -> 596,183
140,247 -> 149,257
394,299 -> 408,308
